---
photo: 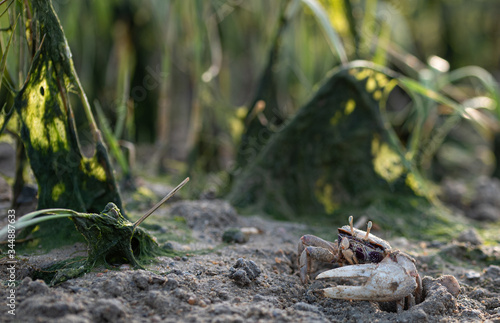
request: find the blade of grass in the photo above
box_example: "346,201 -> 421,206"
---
341,60 -> 491,169
360,0 -> 377,59
94,100 -> 130,176
345,61 -> 481,124
440,66 -> 500,116
0,14 -> 18,93
0,208 -> 78,239
301,0 -> 348,64
133,177 -> 190,230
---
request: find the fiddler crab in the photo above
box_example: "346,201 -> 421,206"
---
298,216 -> 422,312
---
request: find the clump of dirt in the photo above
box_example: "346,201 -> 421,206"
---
228,258 -> 261,286
1,196 -> 500,322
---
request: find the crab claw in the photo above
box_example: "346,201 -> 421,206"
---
316,251 -> 419,303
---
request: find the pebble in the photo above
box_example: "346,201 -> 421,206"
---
119,264 -> 131,270
436,275 -> 461,297
103,278 -> 124,297
467,204 -> 500,222
163,277 -> 179,290
228,258 -> 261,286
484,265 -> 500,279
457,228 -> 483,246
163,242 -> 174,250
218,291 -> 229,300
465,271 -> 481,279
133,271 -> 150,290
91,299 -> 127,322
222,228 -> 248,244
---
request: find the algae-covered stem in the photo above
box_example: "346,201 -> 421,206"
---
133,177 -> 190,230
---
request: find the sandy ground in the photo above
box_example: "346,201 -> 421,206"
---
1,197 -> 500,323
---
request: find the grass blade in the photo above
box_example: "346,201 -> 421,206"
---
0,14 -> 18,93
301,0 -> 348,64
0,209 -> 77,239
94,100 -> 130,175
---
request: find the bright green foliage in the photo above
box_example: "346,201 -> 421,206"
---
14,0 -> 123,214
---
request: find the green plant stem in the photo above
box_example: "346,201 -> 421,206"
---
73,66 -> 102,143
0,213 -> 75,239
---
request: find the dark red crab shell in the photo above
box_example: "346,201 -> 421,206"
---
337,225 -> 391,264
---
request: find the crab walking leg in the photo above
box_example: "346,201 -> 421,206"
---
299,235 -> 338,251
299,246 -> 338,283
298,235 -> 339,284
316,261 -> 417,302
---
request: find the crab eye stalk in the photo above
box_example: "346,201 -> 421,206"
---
364,221 -> 372,240
348,215 -> 355,236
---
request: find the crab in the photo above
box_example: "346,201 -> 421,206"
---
298,216 -> 422,312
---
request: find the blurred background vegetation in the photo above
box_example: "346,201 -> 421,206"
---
1,0 -> 500,216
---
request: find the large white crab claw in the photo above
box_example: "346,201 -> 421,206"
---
316,251 -> 421,311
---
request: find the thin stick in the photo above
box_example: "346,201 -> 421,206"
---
133,177 -> 190,230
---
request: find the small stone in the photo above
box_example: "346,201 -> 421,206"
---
457,228 -> 483,246
228,258 -> 261,286
472,177 -> 500,207
173,288 -> 189,301
92,299 -> 127,322
145,290 -> 170,310
465,271 -> 481,279
151,275 -> 167,285
218,291 -> 229,300
133,271 -> 150,290
199,300 -> 207,307
222,228 -> 248,244
418,276 -> 458,315
461,309 -> 486,321
484,265 -> 500,279
467,204 -> 500,222
436,275 -> 460,297
163,277 -> 179,290
468,287 -> 488,299
162,242 -> 174,250
103,277 -> 124,297
119,264 -> 131,270
188,296 -> 197,305
441,178 -> 467,207
229,269 -> 251,286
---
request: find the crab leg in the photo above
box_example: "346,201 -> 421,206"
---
316,256 -> 417,302
298,235 -> 338,284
